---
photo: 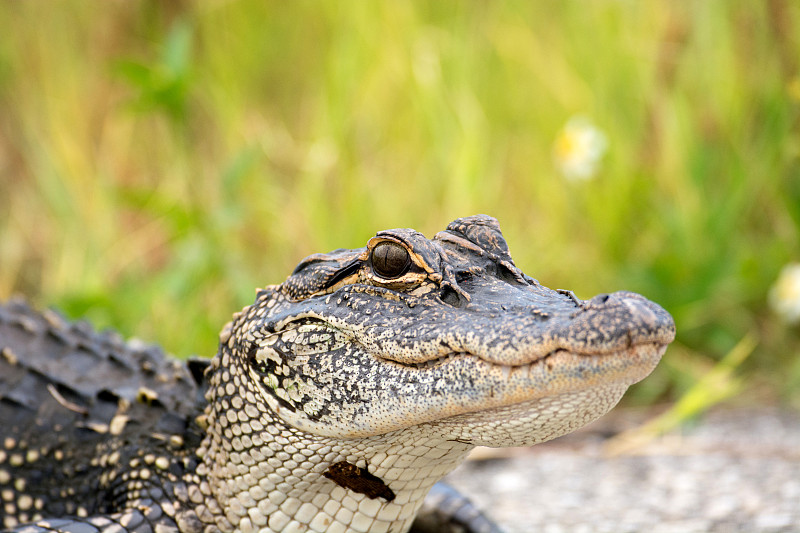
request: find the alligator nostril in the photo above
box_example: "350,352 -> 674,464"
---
622,297 -> 659,326
593,293 -> 611,304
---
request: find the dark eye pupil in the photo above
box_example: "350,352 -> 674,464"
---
371,242 -> 410,278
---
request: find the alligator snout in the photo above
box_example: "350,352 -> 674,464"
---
566,290 -> 676,352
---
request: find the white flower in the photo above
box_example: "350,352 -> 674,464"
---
769,263 -> 800,324
553,116 -> 608,181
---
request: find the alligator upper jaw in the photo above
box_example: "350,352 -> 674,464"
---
379,289 -> 676,368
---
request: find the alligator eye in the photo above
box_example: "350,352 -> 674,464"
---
371,241 -> 410,279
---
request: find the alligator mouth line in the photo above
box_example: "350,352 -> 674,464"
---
376,350 -> 557,376
377,341 -> 669,377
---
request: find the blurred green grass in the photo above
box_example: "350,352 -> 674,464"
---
0,2 -> 798,407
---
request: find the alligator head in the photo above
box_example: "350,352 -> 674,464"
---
214,214 -> 675,447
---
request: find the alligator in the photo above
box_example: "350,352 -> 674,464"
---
0,214 -> 675,533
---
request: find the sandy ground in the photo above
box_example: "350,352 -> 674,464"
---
443,407 -> 800,533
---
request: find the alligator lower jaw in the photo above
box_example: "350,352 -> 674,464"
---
429,382 -> 634,448
425,343 -> 668,447
496,341 -> 666,402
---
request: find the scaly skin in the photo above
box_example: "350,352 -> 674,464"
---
0,214 -> 675,533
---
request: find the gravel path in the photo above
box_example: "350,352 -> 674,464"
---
444,408 -> 800,533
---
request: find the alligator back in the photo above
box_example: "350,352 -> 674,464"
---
0,300 -> 206,528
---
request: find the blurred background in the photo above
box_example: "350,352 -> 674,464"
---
0,1 -> 798,412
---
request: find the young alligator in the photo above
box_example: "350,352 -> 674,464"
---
0,215 -> 675,533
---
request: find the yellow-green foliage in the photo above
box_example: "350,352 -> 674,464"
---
0,2 -> 798,405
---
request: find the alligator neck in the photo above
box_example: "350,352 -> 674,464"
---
190,343 -> 471,532
196,401 -> 471,531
